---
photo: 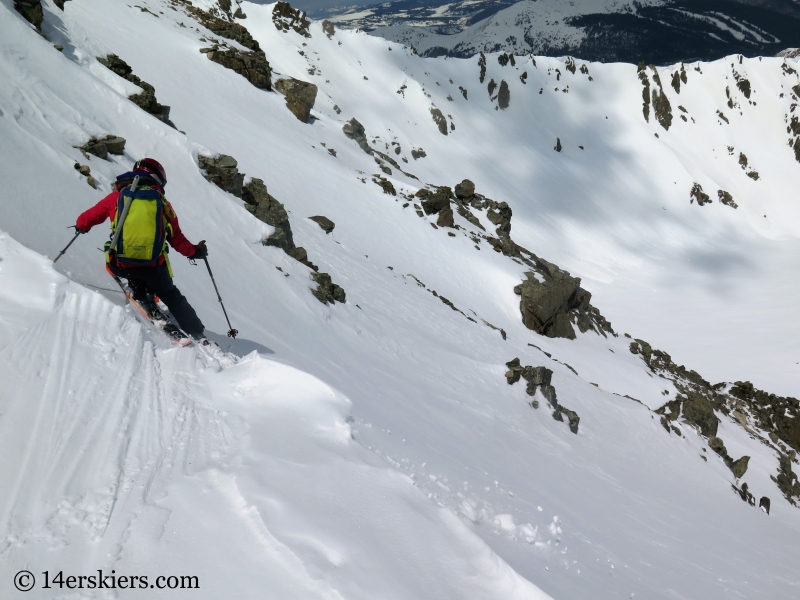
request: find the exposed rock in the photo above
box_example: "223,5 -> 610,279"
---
497,80 -> 510,109
203,46 -> 272,90
199,154 -> 244,198
274,77 -> 317,123
241,177 -> 295,250
311,272 -> 346,304
13,0 -> 43,31
554,138 -> 562,152
309,215 -> 335,233
683,392 -> 719,437
322,19 -> 335,38
79,135 -> 126,160
730,455 -> 750,479
733,481 -> 756,506
98,53 -> 173,124
759,496 -> 771,514
718,190 -> 738,208
287,245 -> 312,265
411,148 -> 427,160
430,107 -> 448,135
487,79 -> 497,97
454,179 -> 475,199
478,51 -> 487,83
272,1 -> 310,37
774,454 -> 800,505
637,63 -> 651,122
53,0 -> 68,9
515,269 -> 589,340
421,186 -> 451,215
372,176 -> 396,195
506,360 -> 579,433
342,118 -> 372,154
690,183 -> 711,206
436,206 -> 455,228
184,3 -> 262,51
650,67 -> 673,130
486,201 -> 512,236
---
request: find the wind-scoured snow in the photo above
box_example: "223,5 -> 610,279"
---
1,0 -> 799,598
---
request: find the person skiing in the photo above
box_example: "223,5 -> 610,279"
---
75,158 -> 207,341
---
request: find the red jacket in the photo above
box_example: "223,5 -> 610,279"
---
77,191 -> 197,264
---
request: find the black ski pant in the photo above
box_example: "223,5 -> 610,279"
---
110,262 -> 204,337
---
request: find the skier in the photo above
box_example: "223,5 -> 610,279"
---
75,158 -> 207,342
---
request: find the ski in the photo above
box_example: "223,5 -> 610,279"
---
106,265 -> 193,347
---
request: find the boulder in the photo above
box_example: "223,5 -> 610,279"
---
274,77 -> 318,123
342,118 -> 372,154
322,20 -> 335,38
411,148 -> 427,160
454,179 -> 475,199
80,135 -> 126,160
199,154 -> 245,198
309,215 -> 335,233
515,270 -> 585,339
730,455 -> 750,479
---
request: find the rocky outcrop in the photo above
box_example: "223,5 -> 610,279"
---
637,63 -> 651,122
311,272 -> 346,304
498,80 -> 510,109
14,0 -> 43,31
430,107 -> 448,135
183,2 -> 261,51
274,77 -> 317,123
690,183 -> 711,205
718,190 -> 738,208
241,177 -> 296,251
411,148 -> 427,160
309,215 -> 334,233
79,135 -> 126,160
635,336 -> 800,506
202,46 -> 272,90
505,359 -> 580,433
97,55 -> 174,126
514,254 -> 614,341
273,1 -> 310,37
199,154 -> 245,198
322,20 -> 335,38
342,118 -> 372,154
478,52 -> 487,83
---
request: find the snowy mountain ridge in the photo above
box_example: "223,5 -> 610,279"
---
1,0 -> 800,597
324,0 -> 800,64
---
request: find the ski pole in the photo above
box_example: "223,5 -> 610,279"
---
197,241 -> 238,338
53,228 -> 82,263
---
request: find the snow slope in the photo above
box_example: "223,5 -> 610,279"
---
1,0 -> 800,598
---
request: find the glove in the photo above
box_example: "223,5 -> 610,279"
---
192,243 -> 208,260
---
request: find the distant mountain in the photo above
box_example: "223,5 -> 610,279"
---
320,0 -> 800,63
